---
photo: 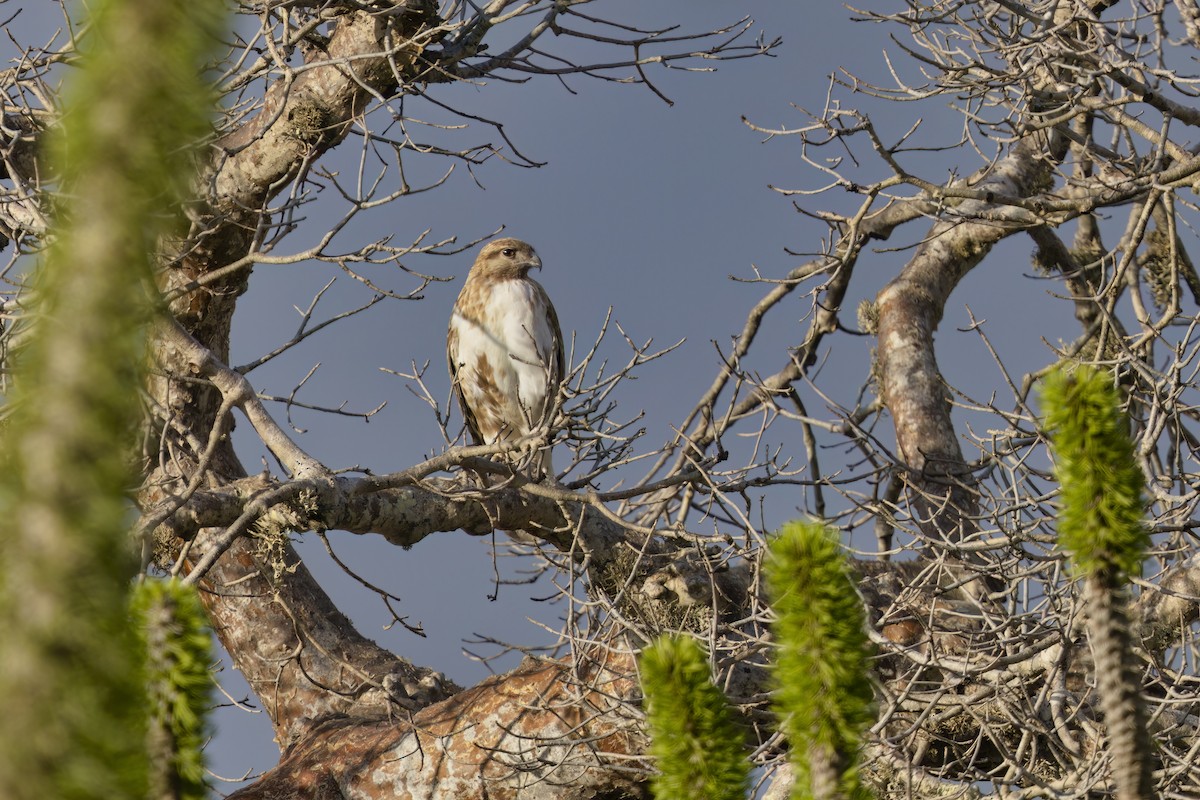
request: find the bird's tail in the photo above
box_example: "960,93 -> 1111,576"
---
535,445 -> 555,484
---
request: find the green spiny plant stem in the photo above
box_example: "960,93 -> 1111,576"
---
1083,573 -> 1154,800
1042,366 -> 1153,799
1041,366 -> 1148,577
639,634 -> 749,800
134,579 -> 215,800
766,521 -> 874,800
0,1 -> 222,799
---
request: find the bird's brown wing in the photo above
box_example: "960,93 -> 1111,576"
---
544,289 -> 566,406
446,319 -> 485,446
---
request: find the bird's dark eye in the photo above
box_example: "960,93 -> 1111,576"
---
501,248 -> 516,258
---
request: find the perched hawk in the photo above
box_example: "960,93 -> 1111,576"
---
447,238 -> 564,478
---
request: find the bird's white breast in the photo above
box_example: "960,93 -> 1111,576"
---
450,279 -> 556,441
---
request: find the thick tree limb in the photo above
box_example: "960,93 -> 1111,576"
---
192,534 -> 456,750
139,4 -> 451,755
225,648 -> 647,800
875,137 -> 1060,552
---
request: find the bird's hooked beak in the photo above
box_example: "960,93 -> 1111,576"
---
527,254 -> 543,272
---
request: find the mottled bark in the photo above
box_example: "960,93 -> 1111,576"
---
226,650 -> 647,800
193,535 -> 456,750
168,7 -> 429,335
875,138 -> 1059,554
1133,551 -> 1200,651
138,0 -> 456,761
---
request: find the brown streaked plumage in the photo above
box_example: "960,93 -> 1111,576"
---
447,238 -> 564,477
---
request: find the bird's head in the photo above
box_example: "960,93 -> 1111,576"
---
473,237 -> 542,279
